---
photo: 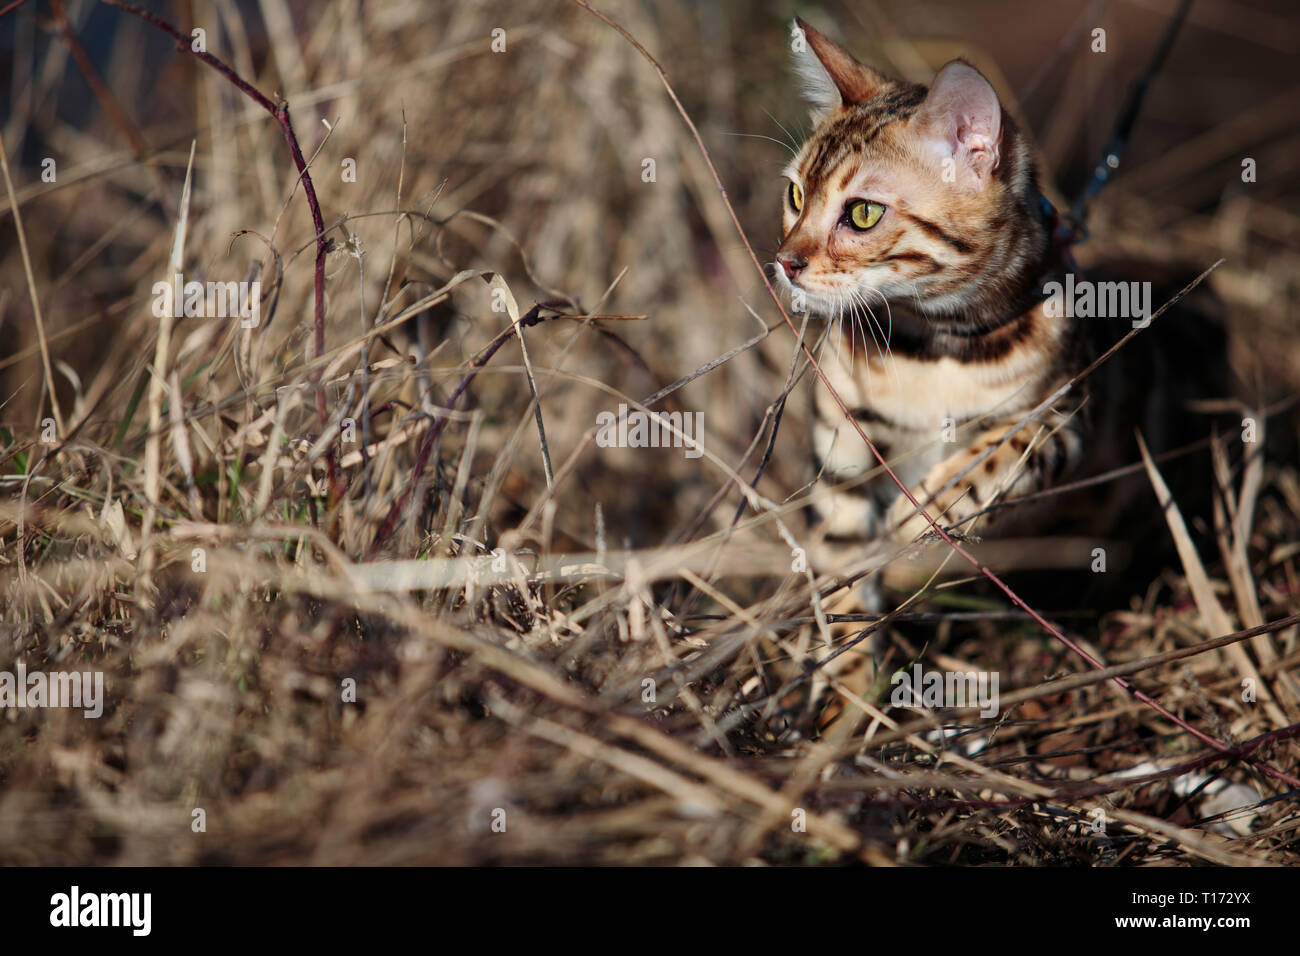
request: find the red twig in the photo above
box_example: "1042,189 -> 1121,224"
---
572,0 -> 1300,790
367,303 -> 553,556
99,0 -> 342,508
887,721 -> 1300,815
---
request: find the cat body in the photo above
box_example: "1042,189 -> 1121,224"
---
778,20 -> 1223,558
766,20 -> 1230,734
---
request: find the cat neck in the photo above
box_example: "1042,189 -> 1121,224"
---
897,193 -> 1067,328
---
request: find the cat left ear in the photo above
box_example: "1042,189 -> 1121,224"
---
792,18 -> 890,121
913,60 -> 1003,190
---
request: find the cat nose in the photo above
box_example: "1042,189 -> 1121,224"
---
777,251 -> 808,279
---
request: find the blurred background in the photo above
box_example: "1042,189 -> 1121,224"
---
3,0 -> 1297,554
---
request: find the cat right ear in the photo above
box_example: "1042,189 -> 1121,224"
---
792,18 -> 889,121
913,60 -> 1003,191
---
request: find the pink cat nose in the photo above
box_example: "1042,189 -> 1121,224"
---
777,251 -> 808,279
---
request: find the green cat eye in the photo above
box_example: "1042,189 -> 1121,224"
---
788,180 -> 803,212
846,200 -> 885,231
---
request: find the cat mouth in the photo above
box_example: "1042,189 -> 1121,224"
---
774,261 -> 871,314
788,285 -> 845,315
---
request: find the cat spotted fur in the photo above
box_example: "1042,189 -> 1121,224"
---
770,19 -> 1226,732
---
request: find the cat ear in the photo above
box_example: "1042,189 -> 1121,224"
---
913,60 -> 1003,190
792,18 -> 890,120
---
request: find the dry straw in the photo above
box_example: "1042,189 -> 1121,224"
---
0,0 -> 1297,865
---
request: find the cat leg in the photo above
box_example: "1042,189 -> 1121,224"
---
806,575 -> 886,732
884,412 -> 1083,542
772,479 -> 888,736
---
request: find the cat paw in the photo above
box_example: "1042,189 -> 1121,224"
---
885,468 -> 984,542
884,429 -> 1031,541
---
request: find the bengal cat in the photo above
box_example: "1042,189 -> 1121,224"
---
771,19 -> 1228,732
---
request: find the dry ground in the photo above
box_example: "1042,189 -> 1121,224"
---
0,0 -> 1298,864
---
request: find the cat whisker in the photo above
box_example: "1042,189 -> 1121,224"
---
836,295 -> 854,359
762,108 -> 801,155
724,130 -> 797,157
870,288 -> 902,395
832,300 -> 848,366
869,287 -> 894,343
850,292 -> 885,392
910,287 -> 926,317
846,295 -> 876,392
853,288 -> 901,395
848,290 -> 878,354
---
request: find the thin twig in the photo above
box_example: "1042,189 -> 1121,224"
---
367,302 -> 561,555
101,0 -> 343,509
0,128 -> 63,451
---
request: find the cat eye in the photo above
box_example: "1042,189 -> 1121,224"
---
845,200 -> 886,231
788,181 -> 804,213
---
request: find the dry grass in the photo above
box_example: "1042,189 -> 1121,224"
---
1,0 -> 1298,865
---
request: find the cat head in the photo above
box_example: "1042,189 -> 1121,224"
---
777,19 -> 1045,324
